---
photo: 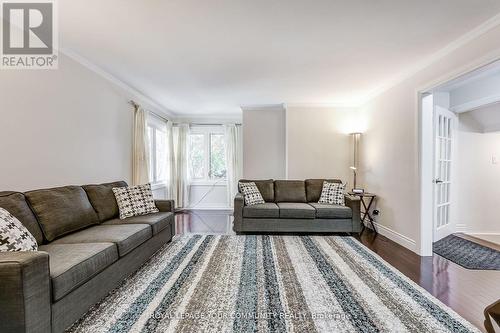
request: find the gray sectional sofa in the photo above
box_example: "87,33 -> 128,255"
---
0,181 -> 175,333
233,179 -> 361,233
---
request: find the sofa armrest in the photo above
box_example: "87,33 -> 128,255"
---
345,195 -> 362,232
233,193 -> 244,232
0,251 -> 51,333
155,199 -> 175,213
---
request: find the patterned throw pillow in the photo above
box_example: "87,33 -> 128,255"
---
318,182 -> 346,206
112,183 -> 159,219
0,207 -> 38,251
239,182 -> 265,206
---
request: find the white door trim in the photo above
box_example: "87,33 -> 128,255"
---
419,94 -> 435,256
417,55 -> 500,256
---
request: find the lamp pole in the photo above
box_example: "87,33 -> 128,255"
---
350,132 -> 362,190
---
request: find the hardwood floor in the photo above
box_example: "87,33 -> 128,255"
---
357,231 -> 500,332
175,212 -> 500,332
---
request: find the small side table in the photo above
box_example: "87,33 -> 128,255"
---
348,192 -> 377,234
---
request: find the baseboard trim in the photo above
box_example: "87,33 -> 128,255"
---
178,207 -> 233,214
455,224 -> 468,233
467,232 -> 500,236
369,222 -> 417,253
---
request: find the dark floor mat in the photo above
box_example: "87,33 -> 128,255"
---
433,234 -> 500,270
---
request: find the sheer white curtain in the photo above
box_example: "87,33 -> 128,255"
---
174,123 -> 190,207
165,121 -> 176,200
133,105 -> 150,185
224,124 -> 243,207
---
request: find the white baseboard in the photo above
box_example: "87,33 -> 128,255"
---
369,222 -> 417,253
455,224 -> 468,233
179,207 -> 233,214
466,232 -> 500,236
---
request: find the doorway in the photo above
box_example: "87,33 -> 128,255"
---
419,59 -> 500,256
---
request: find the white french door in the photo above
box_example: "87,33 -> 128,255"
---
433,106 -> 457,241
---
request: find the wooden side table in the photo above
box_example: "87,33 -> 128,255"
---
348,192 -> 377,234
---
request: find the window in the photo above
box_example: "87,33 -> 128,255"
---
189,134 -> 205,180
147,115 -> 167,185
189,127 -> 227,182
209,134 -> 226,179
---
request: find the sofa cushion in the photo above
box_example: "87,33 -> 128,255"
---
83,181 -> 128,222
309,203 -> 352,219
0,191 -> 44,244
103,212 -> 173,235
305,179 -> 342,202
39,243 -> 118,301
274,180 -> 307,203
25,186 -> 99,242
277,203 -> 315,219
243,203 -> 279,218
51,224 -> 152,257
239,179 -> 274,202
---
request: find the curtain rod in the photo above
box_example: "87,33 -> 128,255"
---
176,123 -> 242,126
130,100 -> 242,126
129,100 -> 170,122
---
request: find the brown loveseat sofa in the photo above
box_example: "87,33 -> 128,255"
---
0,181 -> 175,333
233,179 -> 361,234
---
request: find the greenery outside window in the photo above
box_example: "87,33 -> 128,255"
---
147,115 -> 167,186
189,126 -> 227,184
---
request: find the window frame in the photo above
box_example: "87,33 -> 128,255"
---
189,126 -> 227,186
147,114 -> 168,188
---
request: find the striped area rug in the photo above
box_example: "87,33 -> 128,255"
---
68,235 -> 480,333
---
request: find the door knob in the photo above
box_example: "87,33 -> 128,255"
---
434,179 -> 443,184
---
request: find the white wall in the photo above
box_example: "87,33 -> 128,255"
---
242,105 -> 362,183
243,106 -> 286,179
187,184 -> 228,209
456,115 -> 500,234
0,54 -> 134,191
286,106 -> 360,183
457,103 -> 500,133
358,24 -> 500,254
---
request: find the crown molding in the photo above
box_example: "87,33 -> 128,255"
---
240,103 -> 285,111
60,47 -> 177,119
241,102 -> 362,110
363,12 -> 500,105
174,112 -> 242,124
284,102 -> 361,108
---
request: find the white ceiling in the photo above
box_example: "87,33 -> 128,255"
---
60,0 -> 500,115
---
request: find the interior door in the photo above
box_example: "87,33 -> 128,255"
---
433,106 -> 457,241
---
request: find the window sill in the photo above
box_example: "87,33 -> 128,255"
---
151,182 -> 167,190
190,180 -> 227,187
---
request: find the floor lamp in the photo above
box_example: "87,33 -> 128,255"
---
350,132 -> 363,193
